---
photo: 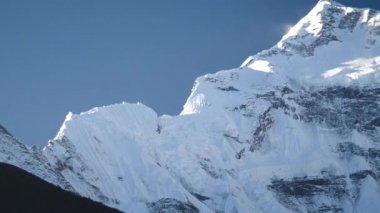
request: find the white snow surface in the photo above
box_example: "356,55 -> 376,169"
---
35,1 -> 380,212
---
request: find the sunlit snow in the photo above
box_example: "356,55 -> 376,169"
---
38,1 -> 380,212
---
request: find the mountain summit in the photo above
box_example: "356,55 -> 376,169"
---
242,0 -> 380,87
1,1 -> 380,212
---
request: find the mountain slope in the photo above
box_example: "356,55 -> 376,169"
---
35,0 -> 380,212
0,162 -> 120,213
0,125 -> 73,191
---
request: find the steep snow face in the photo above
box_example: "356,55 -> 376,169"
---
0,125 -> 73,191
42,103 -> 212,212
42,1 -> 380,213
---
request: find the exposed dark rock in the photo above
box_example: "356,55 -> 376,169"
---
368,148 -> 380,177
365,117 -> 380,129
294,87 -> 380,139
235,148 -> 245,160
336,142 -> 366,157
281,86 -> 294,96
250,108 -> 273,152
338,11 -> 361,31
348,169 -> 379,205
336,142 -> 380,177
55,159 -> 73,172
199,159 -> 222,179
268,175 -> 347,213
269,176 -> 347,198
216,86 -> 239,92
349,170 -> 377,182
223,134 -> 243,144
147,198 -> 199,213
317,204 -> 343,213
0,125 -> 12,137
204,77 -> 219,83
156,124 -> 162,134
190,192 -> 210,201
256,91 -> 291,112
276,4 -> 344,57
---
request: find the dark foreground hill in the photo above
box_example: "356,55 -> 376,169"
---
0,162 -> 121,213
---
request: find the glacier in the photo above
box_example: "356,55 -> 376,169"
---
1,0 -> 380,212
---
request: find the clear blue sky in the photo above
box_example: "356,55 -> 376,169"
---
1,0 -> 379,146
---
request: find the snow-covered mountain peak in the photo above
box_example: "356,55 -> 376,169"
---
277,0 -> 375,52
281,0 -> 345,40
241,1 -> 380,88
36,1 -> 380,212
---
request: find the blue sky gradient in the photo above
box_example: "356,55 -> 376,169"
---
1,0 -> 379,146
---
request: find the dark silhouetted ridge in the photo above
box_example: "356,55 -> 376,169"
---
0,162 -> 121,213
